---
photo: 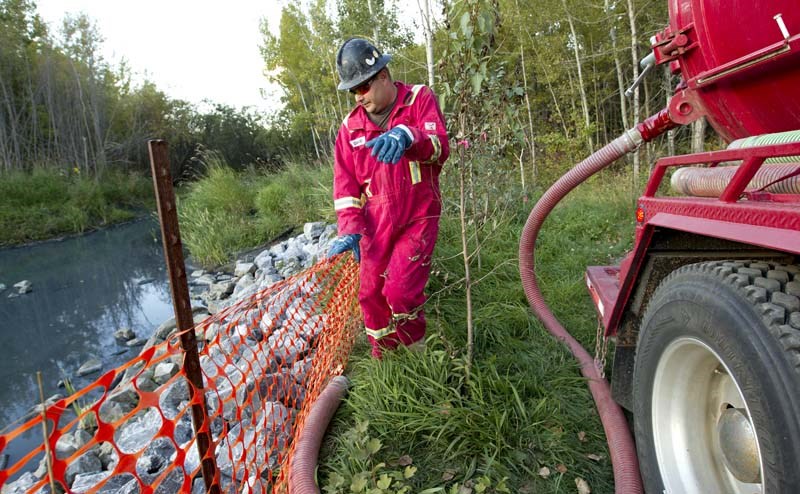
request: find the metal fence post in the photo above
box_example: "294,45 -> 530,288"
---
148,140 -> 220,494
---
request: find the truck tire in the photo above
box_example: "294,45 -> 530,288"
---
633,260 -> 800,494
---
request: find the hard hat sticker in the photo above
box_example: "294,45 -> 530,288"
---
365,57 -> 375,66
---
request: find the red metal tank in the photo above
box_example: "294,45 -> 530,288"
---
658,0 -> 800,142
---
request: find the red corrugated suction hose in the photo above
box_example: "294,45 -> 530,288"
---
288,375 -> 350,494
519,110 -> 676,493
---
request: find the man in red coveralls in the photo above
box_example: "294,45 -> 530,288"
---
327,37 -> 449,358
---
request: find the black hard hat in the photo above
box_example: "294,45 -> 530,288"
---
336,38 -> 392,91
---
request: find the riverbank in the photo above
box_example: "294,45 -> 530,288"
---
0,168 -> 153,247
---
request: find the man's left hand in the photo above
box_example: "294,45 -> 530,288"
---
366,126 -> 412,164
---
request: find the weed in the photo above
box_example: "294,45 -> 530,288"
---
179,157 -> 333,267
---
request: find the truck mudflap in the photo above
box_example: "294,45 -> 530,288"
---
585,265 -> 621,331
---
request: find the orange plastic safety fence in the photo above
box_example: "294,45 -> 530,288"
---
0,256 -> 361,493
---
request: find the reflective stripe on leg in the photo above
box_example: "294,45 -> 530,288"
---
365,325 -> 395,340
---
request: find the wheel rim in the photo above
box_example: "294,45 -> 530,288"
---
652,337 -> 765,494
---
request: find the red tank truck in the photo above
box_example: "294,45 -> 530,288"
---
584,0 -> 800,492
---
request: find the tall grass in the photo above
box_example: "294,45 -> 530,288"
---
178,155 -> 333,267
0,168 -> 152,246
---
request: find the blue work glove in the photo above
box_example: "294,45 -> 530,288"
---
327,234 -> 362,262
366,126 -> 412,164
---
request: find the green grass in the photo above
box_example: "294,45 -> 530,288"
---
0,167 -> 153,246
318,169 -> 637,493
178,155 -> 333,267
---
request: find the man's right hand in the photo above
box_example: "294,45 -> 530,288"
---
327,234 -> 362,262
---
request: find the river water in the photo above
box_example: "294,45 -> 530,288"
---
0,219 -> 177,467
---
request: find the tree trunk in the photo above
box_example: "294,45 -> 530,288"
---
663,66 -> 675,172
692,117 -> 707,153
366,0 -> 380,45
457,137 -> 474,383
0,72 -> 22,170
519,43 -> 536,185
563,0 -> 593,151
626,0 -> 640,188
609,26 -> 629,130
420,0 -> 435,88
531,43 -> 569,137
294,79 -> 320,159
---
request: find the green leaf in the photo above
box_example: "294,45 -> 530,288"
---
496,477 -> 511,493
404,465 -> 418,479
471,73 -> 484,94
480,11 -> 495,35
377,474 -> 392,489
350,475 -> 368,493
460,12 -> 471,35
366,437 -> 382,455
371,462 -> 386,474
327,472 -> 345,488
356,447 -> 370,461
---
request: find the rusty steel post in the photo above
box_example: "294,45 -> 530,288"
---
148,140 -> 220,494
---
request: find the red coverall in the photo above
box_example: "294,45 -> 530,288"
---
333,82 -> 449,356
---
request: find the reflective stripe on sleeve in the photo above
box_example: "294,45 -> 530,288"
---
334,196 -> 362,211
409,85 -> 424,106
422,134 -> 442,164
365,325 -> 395,340
409,161 -> 421,184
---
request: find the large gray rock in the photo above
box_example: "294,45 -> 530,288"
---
232,274 -> 256,297
303,221 -> 326,241
231,282 -> 259,303
65,450 -> 102,487
254,251 -> 273,270
153,362 -> 179,385
258,273 -> 283,290
115,408 -> 162,454
2,472 -> 39,494
54,429 -> 92,459
159,377 -> 189,418
71,471 -> 110,493
151,307 -> 210,343
266,331 -> 309,367
114,328 -> 136,343
269,241 -> 287,256
135,437 -> 175,485
234,262 -> 256,277
193,274 -> 216,286
76,358 -> 102,377
206,281 -> 235,301
13,280 -> 32,294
